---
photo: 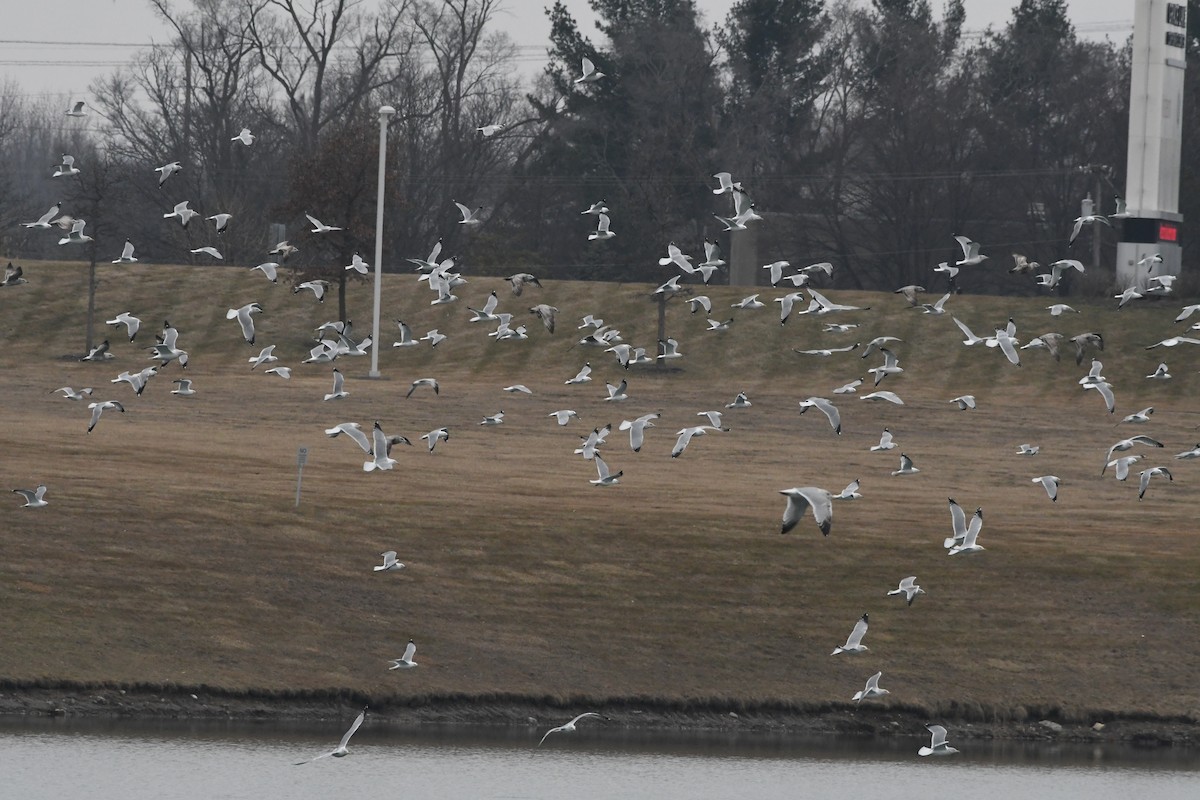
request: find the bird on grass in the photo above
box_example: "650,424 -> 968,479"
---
294,707 -> 367,765
539,712 -> 605,746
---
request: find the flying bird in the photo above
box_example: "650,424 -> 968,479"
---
539,712 -> 604,746
374,551 -> 405,572
294,707 -> 368,764
305,213 -> 342,233
574,56 -> 604,84
1032,475 -> 1061,502
86,400 -> 125,433
779,486 -> 834,536
852,672 -> 890,704
12,485 -> 48,508
887,576 -> 925,606
388,640 -> 418,669
831,613 -> 869,655
918,724 -> 959,757
232,127 -> 255,146
226,302 -> 263,345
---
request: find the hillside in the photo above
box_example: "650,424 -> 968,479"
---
0,259 -> 1197,725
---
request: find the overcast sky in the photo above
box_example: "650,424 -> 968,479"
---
0,0 -> 1136,102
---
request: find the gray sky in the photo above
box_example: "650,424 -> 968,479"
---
0,0 -> 1135,102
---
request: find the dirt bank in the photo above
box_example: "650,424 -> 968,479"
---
0,683 -> 1195,748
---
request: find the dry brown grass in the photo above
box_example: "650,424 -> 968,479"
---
1,260 -> 1198,721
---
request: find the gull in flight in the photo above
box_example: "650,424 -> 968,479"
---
779,486 -> 833,536
476,124 -> 502,137
1146,363 -> 1171,380
374,551 -> 404,572
919,725 -> 959,757
1102,436 -> 1163,474
1107,455 -> 1144,481
58,219 -> 93,245
306,213 -> 342,233
1048,304 -> 1078,316
53,154 -> 80,178
1147,335 -> 1200,349
868,348 -> 903,386
795,343 -> 859,357
943,498 -> 976,549
687,295 -> 712,315
732,294 -> 764,310
324,369 -> 349,401
565,363 -> 592,385
226,302 -> 263,345
1069,208 -> 1110,245
712,171 -> 743,194
87,400 -> 125,433
581,199 -> 608,215
270,240 -> 299,260
951,317 -> 986,346
66,100 -> 86,116
468,291 -> 500,322
503,384 -> 532,395
171,379 -> 196,397
163,200 -> 199,228
852,672 -> 890,704
705,317 -> 733,332
891,453 -> 920,475
326,422 -> 372,454
479,410 -> 504,426
590,455 -> 622,486
726,391 -> 751,409
54,386 -> 93,401
13,485 -> 48,508
574,56 -> 604,84
833,378 -> 863,395
407,378 -> 440,399
111,368 -> 156,396
421,427 -> 450,453
190,246 -> 223,260
1122,407 -> 1154,424
530,304 -> 557,333
206,213 -> 232,235
246,345 -> 278,370
453,200 -> 483,226
671,425 -> 716,458
155,161 -> 181,187
834,479 -> 862,500
106,312 -> 141,342
953,234 -> 988,266
588,212 -> 615,241
388,640 -> 418,669
659,242 -> 694,273
294,707 -> 367,765
549,410 -> 579,426
252,262 -> 279,283
345,253 -> 369,274
948,507 -> 985,555
894,285 -> 926,306
619,413 -> 659,451
1033,475 -> 1061,502
1017,444 -> 1040,455
658,338 -> 682,360
574,424 -> 611,460
421,329 -> 446,347
508,273 -> 541,295
1070,332 -> 1104,365
887,576 -> 925,606
871,429 -> 896,451
860,390 -> 904,405
1138,467 -> 1173,499
21,203 -> 61,229
917,292 -> 950,315
762,260 -> 791,286
603,379 -> 629,402
1175,444 -> 1200,460
539,712 -> 604,746
797,397 -> 841,434
112,240 -> 138,263
831,613 -> 869,655
232,127 -> 255,146
265,367 -> 291,379
949,395 -> 976,410
1021,333 -> 1064,361
808,289 -> 869,314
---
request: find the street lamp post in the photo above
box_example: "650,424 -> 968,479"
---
369,104 -> 396,379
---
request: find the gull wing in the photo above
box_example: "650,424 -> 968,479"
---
337,708 -> 366,751
844,614 -> 868,648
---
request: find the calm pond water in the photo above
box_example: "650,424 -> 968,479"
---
1,717 -> 1196,799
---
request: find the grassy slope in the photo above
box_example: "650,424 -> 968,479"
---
0,260 -> 1197,721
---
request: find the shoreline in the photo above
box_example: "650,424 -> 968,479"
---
1,682 -> 1195,748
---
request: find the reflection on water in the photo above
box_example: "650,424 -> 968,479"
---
1,716 -> 1196,800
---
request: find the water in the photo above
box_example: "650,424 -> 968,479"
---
1,717 -> 1196,799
